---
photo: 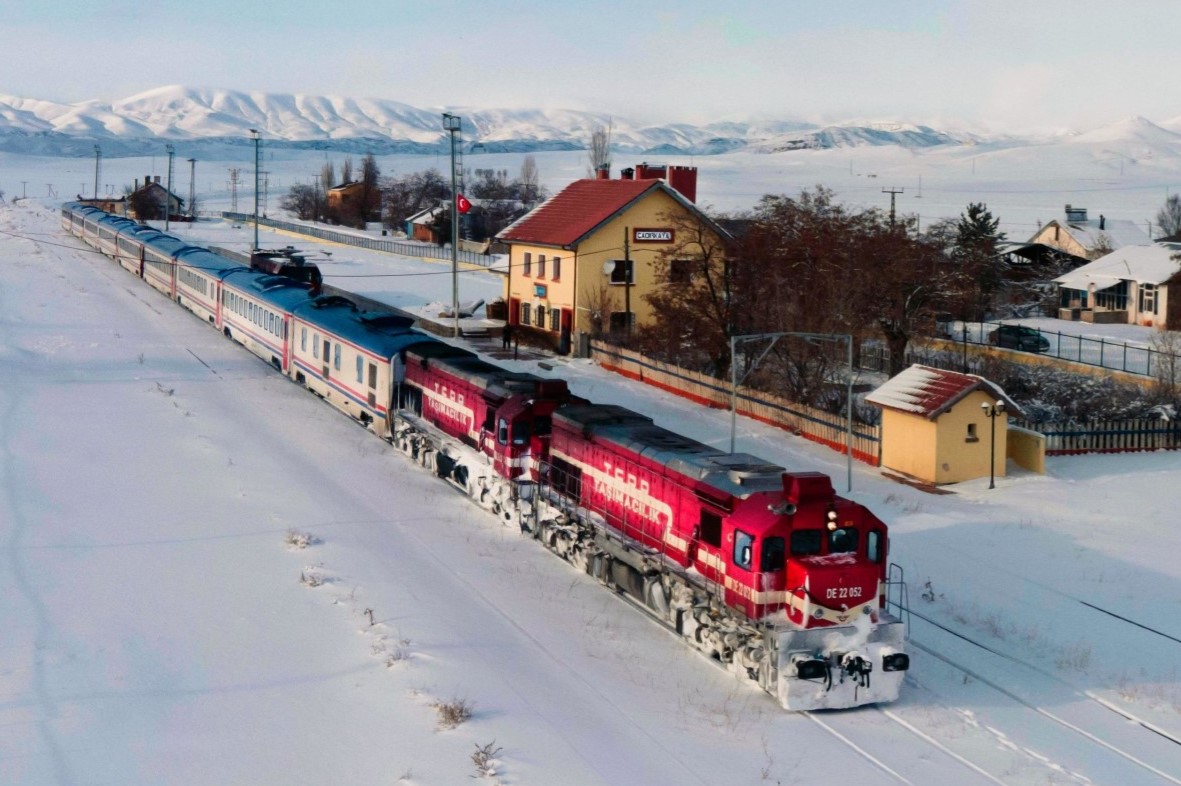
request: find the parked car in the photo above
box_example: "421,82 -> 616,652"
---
988,324 -> 1050,353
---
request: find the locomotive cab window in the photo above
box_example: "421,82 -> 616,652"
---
829,527 -> 858,554
512,419 -> 531,446
761,536 -> 786,572
791,529 -> 822,556
497,417 -> 509,445
699,510 -> 722,548
867,530 -> 884,564
734,530 -> 754,571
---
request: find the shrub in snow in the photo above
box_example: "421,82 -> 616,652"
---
432,698 -> 473,729
471,740 -> 503,779
284,529 -> 317,549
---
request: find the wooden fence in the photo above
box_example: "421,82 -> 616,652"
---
1014,418 -> 1181,455
589,341 -> 882,465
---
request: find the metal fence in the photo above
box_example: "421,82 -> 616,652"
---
219,212 -> 499,269
941,320 -> 1176,379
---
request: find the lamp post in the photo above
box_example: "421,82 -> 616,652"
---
164,143 -> 175,232
250,129 -> 261,252
981,400 -> 1006,490
442,113 -> 462,338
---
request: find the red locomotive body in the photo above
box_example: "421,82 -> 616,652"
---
544,402 -> 908,710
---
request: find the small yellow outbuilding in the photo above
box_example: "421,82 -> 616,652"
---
866,365 -> 1026,485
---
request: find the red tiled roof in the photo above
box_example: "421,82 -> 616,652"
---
497,178 -> 662,248
866,364 -> 1021,420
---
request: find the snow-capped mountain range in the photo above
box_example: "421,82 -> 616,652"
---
4,85 -> 1181,159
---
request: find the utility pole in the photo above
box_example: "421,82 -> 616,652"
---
443,113 -> 462,338
187,158 -> 197,218
228,168 -> 241,213
623,227 -> 632,339
888,186 -> 902,226
250,129 -> 261,252
93,145 -> 102,200
165,143 -> 175,231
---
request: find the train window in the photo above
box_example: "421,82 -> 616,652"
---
699,511 -> 722,548
356,356 -> 364,384
301,327 -> 307,352
313,334 -> 320,359
734,530 -> 753,571
791,530 -> 822,556
497,418 -> 509,445
333,343 -> 341,370
761,536 -> 786,572
867,530 -> 883,563
368,363 -> 377,388
534,415 -> 551,437
512,419 -> 531,446
322,340 -> 330,364
829,527 -> 858,554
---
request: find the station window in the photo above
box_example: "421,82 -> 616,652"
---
537,255 -> 546,278
966,423 -> 978,442
521,303 -> 531,325
523,252 -> 532,276
536,305 -> 546,328
609,259 -> 633,284
552,256 -> 561,280
549,309 -> 561,332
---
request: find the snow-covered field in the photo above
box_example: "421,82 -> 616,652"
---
3,180 -> 1181,780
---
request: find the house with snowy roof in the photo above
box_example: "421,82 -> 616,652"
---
1028,204 -> 1151,262
866,365 -> 1038,485
495,164 -> 729,351
1054,243 -> 1181,328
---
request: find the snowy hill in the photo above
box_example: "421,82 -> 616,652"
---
0,84 -> 987,157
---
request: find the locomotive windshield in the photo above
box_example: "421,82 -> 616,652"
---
791,530 -> 822,556
790,528 -> 859,556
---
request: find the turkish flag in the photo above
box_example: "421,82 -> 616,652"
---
456,194 -> 472,214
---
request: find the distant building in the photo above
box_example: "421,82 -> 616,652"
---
1028,204 -> 1150,261
128,175 -> 183,221
1054,243 -> 1181,328
74,196 -> 128,216
496,163 -> 727,350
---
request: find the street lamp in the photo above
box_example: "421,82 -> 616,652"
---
980,400 -> 1006,490
442,113 -> 462,338
93,145 -> 101,200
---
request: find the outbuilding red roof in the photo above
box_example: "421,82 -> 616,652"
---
497,178 -> 664,248
866,364 -> 1022,420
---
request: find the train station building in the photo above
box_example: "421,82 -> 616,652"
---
496,164 -> 729,353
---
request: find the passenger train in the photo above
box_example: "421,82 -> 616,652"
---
61,202 -> 909,710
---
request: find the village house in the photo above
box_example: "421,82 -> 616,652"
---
1028,204 -> 1151,261
496,164 -> 729,352
1054,242 -> 1181,328
128,175 -> 183,221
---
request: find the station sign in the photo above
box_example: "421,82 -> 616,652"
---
633,228 -> 674,243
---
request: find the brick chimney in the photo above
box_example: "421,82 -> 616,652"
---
596,164 -> 610,180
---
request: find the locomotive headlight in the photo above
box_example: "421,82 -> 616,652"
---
863,605 -> 874,615
811,607 -> 825,620
826,509 -> 839,531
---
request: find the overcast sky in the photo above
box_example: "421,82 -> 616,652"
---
5,0 -> 1180,133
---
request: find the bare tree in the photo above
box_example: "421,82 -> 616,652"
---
1089,232 -> 1114,259
1150,327 -> 1181,403
341,157 -> 354,184
586,123 -> 612,177
319,162 -> 335,196
1157,194 -> 1181,238
520,155 -> 541,206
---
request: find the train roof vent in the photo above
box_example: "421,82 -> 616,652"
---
251,275 -> 299,291
783,471 -> 835,504
358,313 -> 415,331
308,294 -> 357,310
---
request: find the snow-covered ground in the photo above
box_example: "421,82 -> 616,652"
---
4,193 -> 1181,784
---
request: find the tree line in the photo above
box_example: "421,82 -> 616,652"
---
280,154 -> 546,239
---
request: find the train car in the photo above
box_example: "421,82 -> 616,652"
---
538,401 -> 909,710
221,270 -> 315,372
174,247 -> 248,325
290,295 -> 436,434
